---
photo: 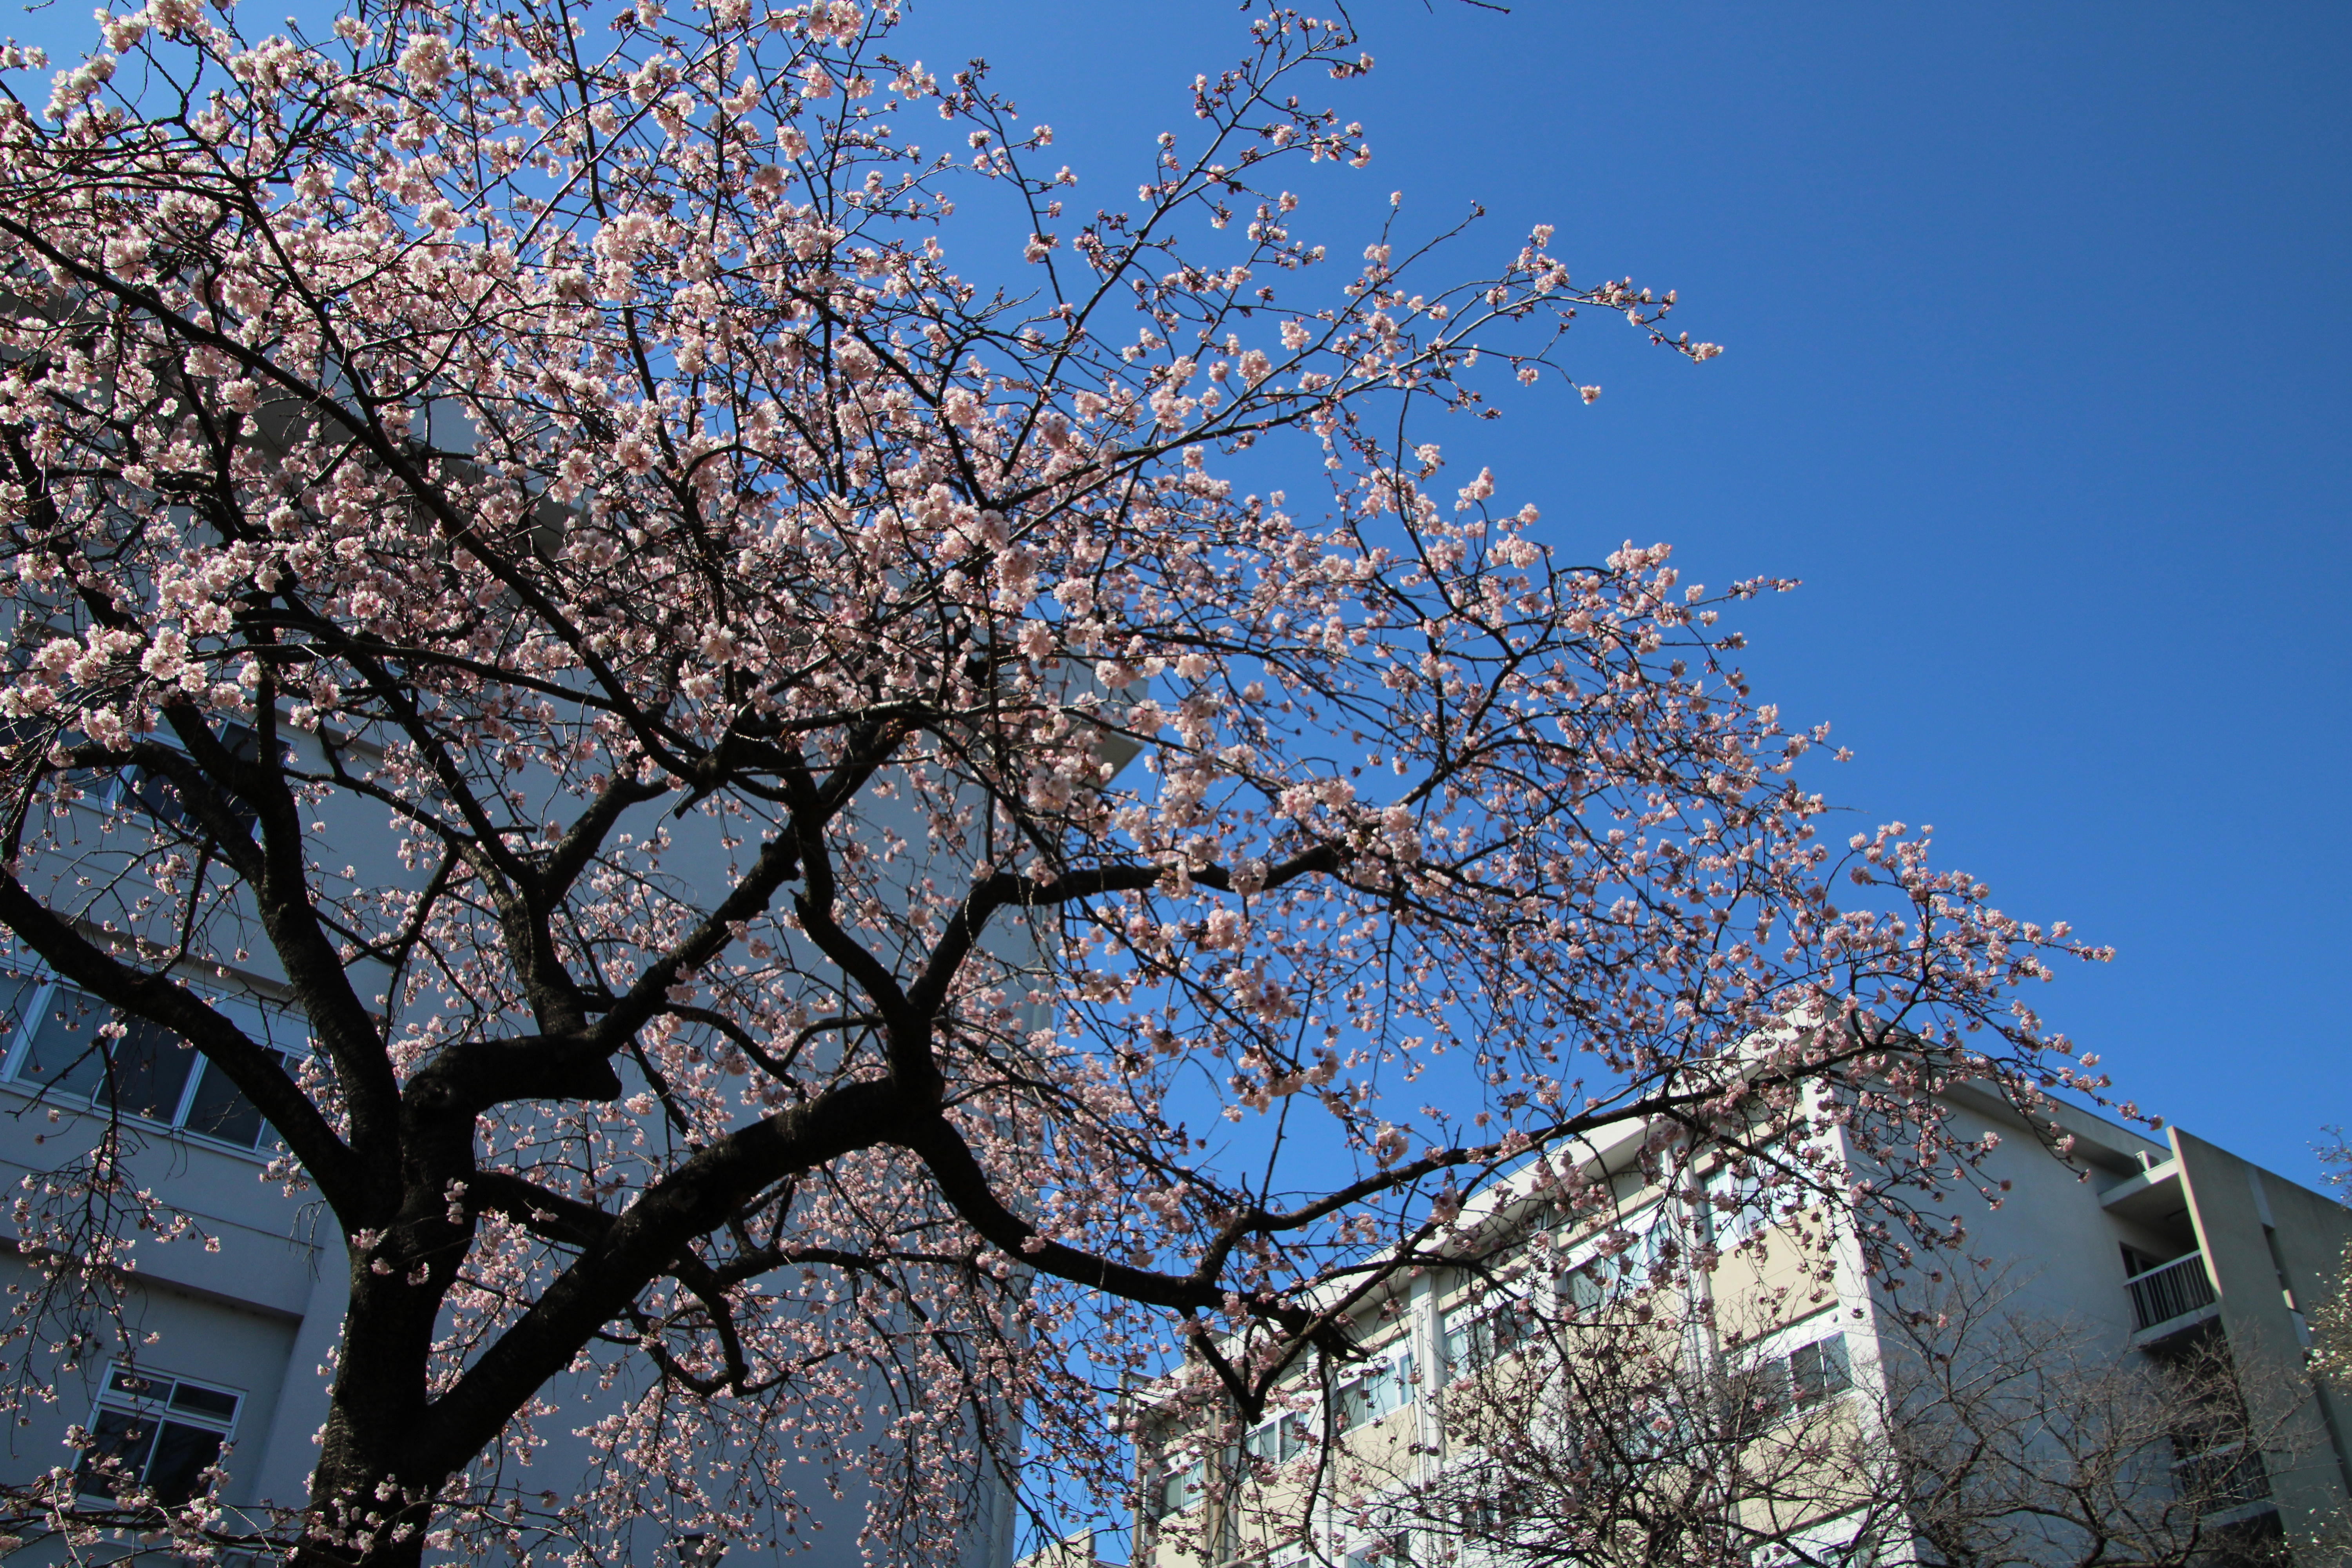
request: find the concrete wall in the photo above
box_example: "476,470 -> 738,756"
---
2174,1128 -> 2352,1540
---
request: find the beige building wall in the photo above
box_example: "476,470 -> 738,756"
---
1125,1096 -> 2352,1568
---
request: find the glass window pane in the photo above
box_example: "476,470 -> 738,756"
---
22,998 -> 195,1120
1561,1266 -> 1604,1311
1791,1335 -> 1850,1408
124,765 -> 191,829
0,970 -> 40,1049
1711,1154 -> 1783,1246
117,725 -> 265,838
101,1017 -> 197,1121
24,989 -> 111,1096
1736,1358 -> 1792,1427
168,1383 -> 238,1420
1379,1351 -> 1413,1416
219,723 -> 263,835
181,1052 -> 283,1147
1156,1457 -> 1203,1517
108,1368 -> 170,1402
143,1420 -> 223,1504
76,1408 -> 156,1499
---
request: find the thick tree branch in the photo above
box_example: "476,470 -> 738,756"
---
414,1074 -> 907,1475
0,871 -> 363,1213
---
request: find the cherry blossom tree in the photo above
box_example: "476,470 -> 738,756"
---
0,0 -> 2111,1563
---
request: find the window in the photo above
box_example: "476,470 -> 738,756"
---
1337,1495 -> 1416,1568
76,1363 -> 241,1505
1460,1477 -> 1534,1538
1748,1510 -> 1894,1566
1152,1454 -> 1206,1519
1706,1156 -> 1775,1247
0,969 -> 302,1152
1243,1408 -> 1312,1466
1558,1259 -> 1606,1313
1734,1328 -> 1852,1427
1788,1335 -> 1851,1410
1443,1298 -> 1529,1375
2171,1438 -> 2272,1514
1237,1547 -> 1309,1568
1338,1343 -> 1415,1430
1621,1391 -> 1697,1460
1555,1207 -> 1675,1309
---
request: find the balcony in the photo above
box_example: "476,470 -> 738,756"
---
2126,1252 -> 2218,1337
2172,1440 -> 2272,1517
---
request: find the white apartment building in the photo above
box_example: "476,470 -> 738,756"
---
1122,1088 -> 2352,1568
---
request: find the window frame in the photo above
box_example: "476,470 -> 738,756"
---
69,717 -> 271,840
1786,1333 -> 1853,1412
1705,1154 -> 1777,1249
1442,1283 -> 1538,1379
1335,1338 -> 1416,1432
1243,1405 -> 1314,1468
1703,1128 -> 1836,1251
1552,1200 -> 1676,1309
1232,1546 -> 1310,1568
1335,1487 -> 1417,1568
1149,1451 -> 1208,1520
1732,1312 -> 1855,1428
74,1359 -> 244,1506
0,964 -> 305,1158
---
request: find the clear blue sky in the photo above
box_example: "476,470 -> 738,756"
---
17,0 -> 2346,1181
881,0 -> 2350,1186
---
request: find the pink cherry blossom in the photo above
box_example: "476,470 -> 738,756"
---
0,3 -> 2111,1565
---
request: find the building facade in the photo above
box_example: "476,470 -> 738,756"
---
1127,1091 -> 2352,1568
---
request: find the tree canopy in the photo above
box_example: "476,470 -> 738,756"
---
0,2 -> 2108,1563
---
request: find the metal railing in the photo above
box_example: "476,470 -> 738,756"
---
2126,1252 -> 2217,1331
2173,1441 -> 2272,1513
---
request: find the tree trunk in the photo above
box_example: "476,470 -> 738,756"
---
290,1406 -> 442,1568
286,1250 -> 449,1568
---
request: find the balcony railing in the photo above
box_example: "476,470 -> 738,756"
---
2173,1440 -> 2272,1514
2126,1252 -> 2217,1331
